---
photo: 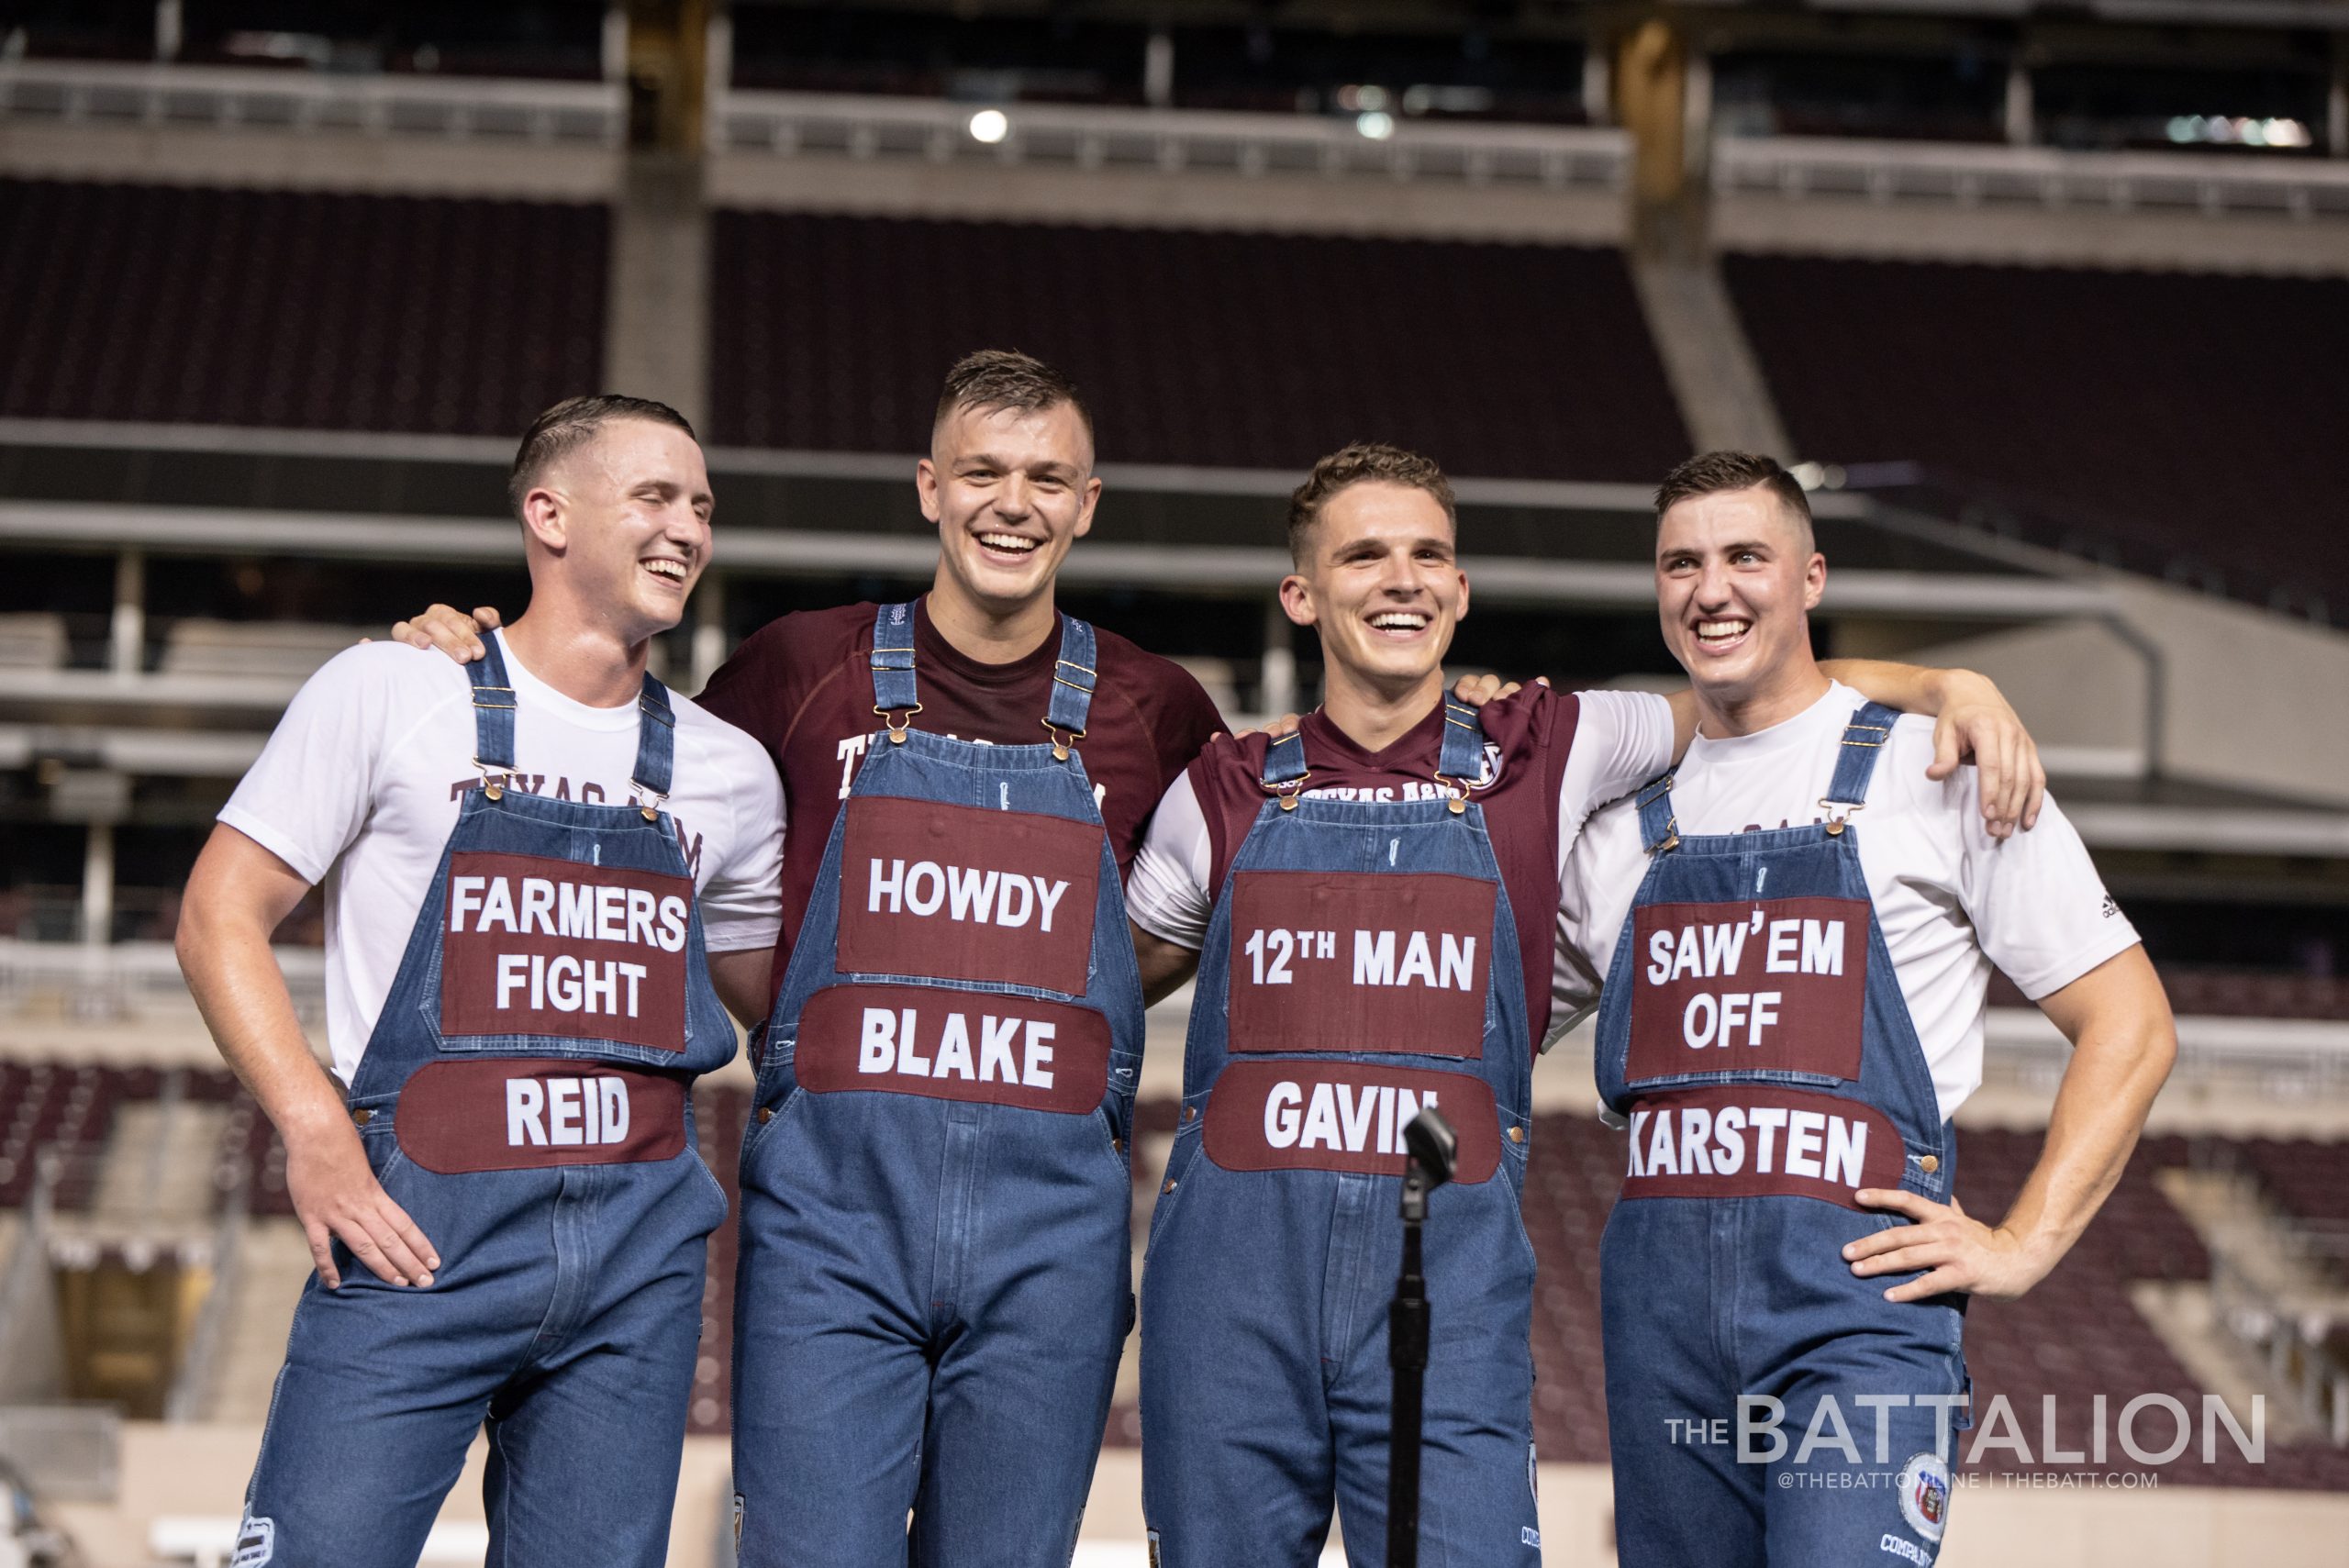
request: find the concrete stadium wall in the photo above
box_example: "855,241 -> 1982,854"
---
1901,573 -> 2349,810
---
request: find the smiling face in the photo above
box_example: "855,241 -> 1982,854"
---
521,417 -> 714,642
1282,480 -> 1467,700
1654,483 -> 1825,713
918,399 -> 1101,622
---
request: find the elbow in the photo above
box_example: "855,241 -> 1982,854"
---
173,895 -> 207,976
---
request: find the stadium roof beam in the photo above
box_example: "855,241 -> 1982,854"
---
0,500 -> 2110,620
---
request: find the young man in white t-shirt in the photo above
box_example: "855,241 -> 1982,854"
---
1556,452 -> 2176,1568
175,397 -> 783,1568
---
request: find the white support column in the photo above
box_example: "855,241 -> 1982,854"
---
81,822 -> 115,948
154,0 -> 182,61
1143,30 -> 1174,110
1583,41 -> 1612,125
603,4 -> 629,82
1261,595 -> 1297,720
2004,60 -> 2034,147
110,549 -> 145,676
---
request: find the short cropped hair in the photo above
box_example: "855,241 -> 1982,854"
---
934,350 -> 1093,442
1286,442 -> 1457,567
1653,450 -> 1814,549
508,395 -> 697,520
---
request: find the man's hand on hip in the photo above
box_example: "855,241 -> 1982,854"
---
285,1115 -> 439,1291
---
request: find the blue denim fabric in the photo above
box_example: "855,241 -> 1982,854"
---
732,610 -> 1144,1567
1594,704 -> 1968,1568
1141,722 -> 1542,1568
241,637 -> 736,1568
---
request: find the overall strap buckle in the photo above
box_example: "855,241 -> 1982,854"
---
472,757 -> 513,802
874,702 -> 924,744
1040,718 -> 1086,762
1259,728 -> 1310,810
1635,772 -> 1679,853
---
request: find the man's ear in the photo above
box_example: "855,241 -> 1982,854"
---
915,456 -> 942,524
1073,475 -> 1102,539
1802,551 -> 1827,612
1277,573 -> 1317,628
520,486 -> 568,551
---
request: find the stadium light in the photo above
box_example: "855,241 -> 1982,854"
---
968,108 -> 1009,145
1356,111 -> 1396,141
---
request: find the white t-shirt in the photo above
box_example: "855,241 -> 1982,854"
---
1554,681 -> 2140,1122
1126,689 -> 1676,950
220,633 -> 785,1080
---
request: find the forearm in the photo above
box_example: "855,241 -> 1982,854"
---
2001,989 -> 2176,1273
177,908 -> 346,1140
1820,659 -> 1971,716
708,945 -> 776,1028
1131,921 -> 1202,1007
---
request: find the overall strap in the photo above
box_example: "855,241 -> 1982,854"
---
1043,615 -> 1097,751
869,602 -> 920,738
1259,728 -> 1309,811
1434,697 -> 1490,816
468,634 -> 518,782
630,673 -> 676,815
1436,697 -> 1486,784
1824,701 -> 1898,808
1635,773 -> 1680,854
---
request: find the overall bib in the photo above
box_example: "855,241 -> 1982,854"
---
732,604 -> 1144,1567
1596,703 -> 1968,1568
242,633 -> 734,1568
1141,701 -> 1542,1568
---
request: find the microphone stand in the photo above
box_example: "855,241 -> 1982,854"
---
1386,1106 -> 1456,1568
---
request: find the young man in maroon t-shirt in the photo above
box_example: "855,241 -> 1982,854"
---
1121,443 -> 2038,1565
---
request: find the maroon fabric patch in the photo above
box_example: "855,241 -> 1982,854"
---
689,600 -> 1227,1006
1185,686 -> 1579,1055
1202,1060 -> 1500,1184
394,1059 -> 687,1173
1225,872 -> 1497,1057
440,851 -> 692,1052
1619,1086 -> 1905,1209
835,796 -> 1103,996
794,983 -> 1111,1115
1624,896 -> 1870,1086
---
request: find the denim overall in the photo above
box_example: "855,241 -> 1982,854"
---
732,604 -> 1144,1567
240,632 -> 734,1568
1596,703 -> 1968,1568
1141,700 -> 1542,1568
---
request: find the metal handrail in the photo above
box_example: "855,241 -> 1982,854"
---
1716,131 -> 2349,219
0,58 -> 623,145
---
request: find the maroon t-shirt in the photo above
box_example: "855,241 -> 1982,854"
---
697,597 -> 1226,998
1186,685 -> 1583,1050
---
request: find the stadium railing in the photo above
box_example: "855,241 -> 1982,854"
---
1714,133 -> 2349,223
20,59 -> 2343,223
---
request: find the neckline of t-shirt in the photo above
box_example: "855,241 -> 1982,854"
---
491,628 -> 646,734
1301,700 -> 1445,773
910,596 -> 1064,693
1686,680 -> 1858,762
